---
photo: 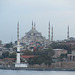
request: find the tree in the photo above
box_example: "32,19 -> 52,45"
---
2,52 -> 9,58
45,48 -> 54,56
50,42 -> 68,50
50,42 -> 59,49
28,48 -> 54,66
13,47 -> 17,51
23,50 -> 33,55
9,53 -> 16,58
4,42 -> 13,49
28,55 -> 52,65
4,44 -> 10,49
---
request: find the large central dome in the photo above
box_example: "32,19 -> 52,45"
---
28,28 -> 39,34
20,22 -> 46,45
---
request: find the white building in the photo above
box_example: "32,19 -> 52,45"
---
53,49 -> 67,58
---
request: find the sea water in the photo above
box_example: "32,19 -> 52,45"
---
0,70 -> 75,75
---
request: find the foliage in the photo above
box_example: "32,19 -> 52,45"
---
23,50 -> 34,55
0,56 -> 3,59
4,42 -> 13,49
2,52 -> 9,58
33,48 -> 54,56
9,53 -> 16,58
45,48 -> 54,56
50,42 -> 68,50
28,48 -> 54,65
50,42 -> 73,54
28,55 -> 52,65
13,47 -> 17,51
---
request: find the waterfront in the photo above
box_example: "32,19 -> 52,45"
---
0,70 -> 75,75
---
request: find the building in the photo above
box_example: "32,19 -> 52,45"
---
67,50 -> 75,61
20,22 -> 47,50
53,49 -> 67,58
21,55 -> 35,63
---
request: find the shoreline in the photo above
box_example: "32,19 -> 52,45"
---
0,67 -> 75,71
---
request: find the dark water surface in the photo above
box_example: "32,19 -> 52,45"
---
0,70 -> 75,75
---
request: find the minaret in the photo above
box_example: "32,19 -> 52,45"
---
48,21 -> 50,41
67,26 -> 69,39
51,26 -> 53,41
15,22 -> 27,67
34,22 -> 36,30
16,22 -> 20,64
32,21 -> 33,29
31,21 -> 34,41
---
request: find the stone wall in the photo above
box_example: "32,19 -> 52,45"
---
51,61 -> 75,68
28,61 -> 75,68
28,63 -> 48,68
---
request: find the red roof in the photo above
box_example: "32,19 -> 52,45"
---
72,50 -> 75,51
4,58 -> 15,60
21,55 -> 35,58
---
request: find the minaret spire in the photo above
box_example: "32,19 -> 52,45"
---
31,21 -> 34,41
51,26 -> 53,41
32,21 -> 33,29
34,22 -> 36,30
67,25 -> 69,39
17,22 -> 19,42
48,21 -> 50,41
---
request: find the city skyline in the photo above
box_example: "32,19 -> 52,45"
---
0,0 -> 75,43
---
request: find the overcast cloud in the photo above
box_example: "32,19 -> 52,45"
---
0,0 -> 75,43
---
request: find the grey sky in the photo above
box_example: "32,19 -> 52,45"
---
0,0 -> 75,43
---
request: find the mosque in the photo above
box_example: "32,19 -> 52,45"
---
19,21 -> 53,50
20,21 -> 47,45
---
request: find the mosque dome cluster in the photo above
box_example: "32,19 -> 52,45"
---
20,22 -> 47,47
